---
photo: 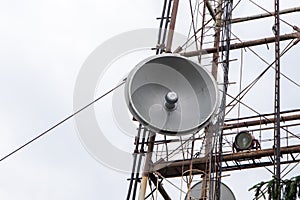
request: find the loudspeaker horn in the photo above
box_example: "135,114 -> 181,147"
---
125,54 -> 219,135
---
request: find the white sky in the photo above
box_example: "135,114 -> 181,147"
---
0,0 -> 299,200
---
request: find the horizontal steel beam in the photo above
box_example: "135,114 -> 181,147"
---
222,159 -> 300,172
225,109 -> 300,122
180,32 -> 300,57
224,114 -> 300,130
232,7 -> 300,24
153,145 -> 300,178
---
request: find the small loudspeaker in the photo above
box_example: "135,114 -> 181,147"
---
125,54 -> 219,135
233,131 -> 261,152
235,131 -> 253,150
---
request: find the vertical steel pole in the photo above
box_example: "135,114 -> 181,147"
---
206,1 -> 227,199
127,124 -> 143,200
211,0 -> 223,80
138,132 -> 156,200
215,1 -> 232,199
166,0 -> 180,52
132,128 -> 147,200
274,0 -> 281,199
202,1 -> 224,199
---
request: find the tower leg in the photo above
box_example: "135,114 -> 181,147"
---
138,176 -> 148,200
138,132 -> 156,200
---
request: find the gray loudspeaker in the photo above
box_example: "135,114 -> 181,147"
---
233,131 -> 260,152
125,54 -> 219,135
184,181 -> 236,200
235,131 -> 253,150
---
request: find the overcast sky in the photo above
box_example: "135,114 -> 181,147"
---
0,1 -> 300,200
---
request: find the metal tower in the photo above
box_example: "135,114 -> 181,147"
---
125,1 -> 300,199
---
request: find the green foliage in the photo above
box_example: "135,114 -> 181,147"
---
249,175 -> 300,200
249,181 -> 266,199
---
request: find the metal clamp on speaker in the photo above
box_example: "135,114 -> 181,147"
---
125,54 -> 219,135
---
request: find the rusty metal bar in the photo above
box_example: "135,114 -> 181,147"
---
153,145 -> 300,178
206,1 -> 216,21
274,1 -> 281,198
211,1 -> 223,78
202,0 -> 224,198
224,122 -> 300,137
138,133 -> 156,200
225,109 -> 300,122
166,0 -> 180,52
224,114 -> 300,130
222,159 -> 300,172
180,32 -> 300,57
232,7 -> 300,24
149,173 -> 171,200
215,1 -> 232,199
